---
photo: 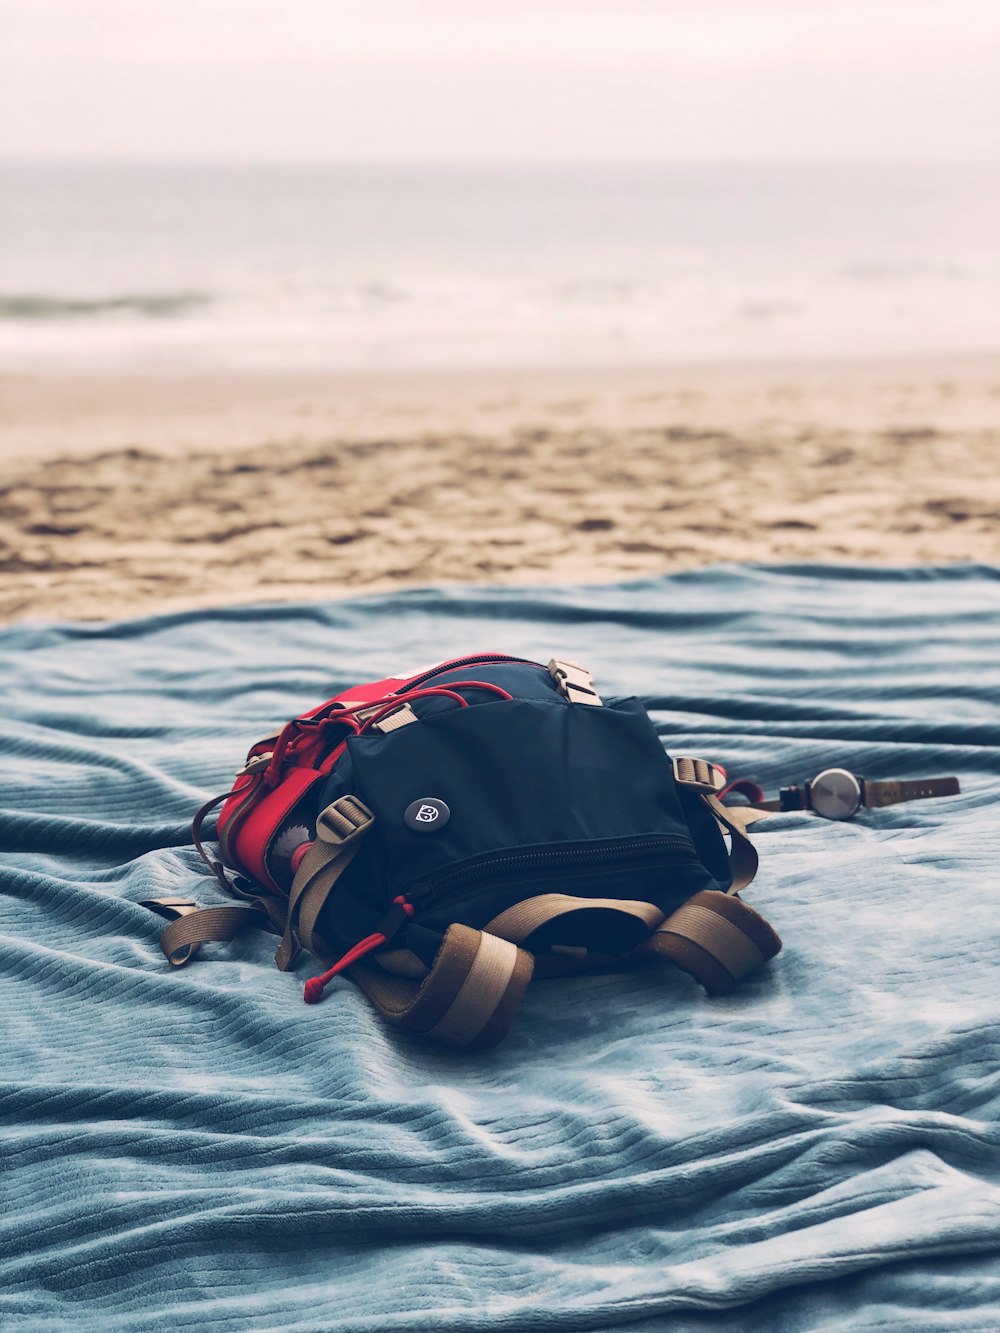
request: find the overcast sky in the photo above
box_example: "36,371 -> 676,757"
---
2,0 -> 998,164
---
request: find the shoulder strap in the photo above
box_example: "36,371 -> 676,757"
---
634,889 -> 781,994
485,893 -> 664,944
274,795 -> 375,971
350,924 -> 534,1050
672,756 -> 759,893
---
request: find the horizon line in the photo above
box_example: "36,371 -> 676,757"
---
1,153 -> 999,172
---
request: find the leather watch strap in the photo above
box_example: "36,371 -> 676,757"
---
729,772 -> 960,818
862,776 -> 960,808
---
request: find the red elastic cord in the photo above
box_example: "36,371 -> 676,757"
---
718,778 -> 766,805
357,687 -> 470,734
336,692 -> 405,718
263,722 -> 296,786
276,683 -> 515,777
303,896 -> 415,1005
318,713 -> 361,738
302,932 -> 385,1004
434,680 -> 514,701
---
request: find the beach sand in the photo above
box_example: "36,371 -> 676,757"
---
1,356 -> 998,624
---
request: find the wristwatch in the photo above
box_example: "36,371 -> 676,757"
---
768,768 -> 960,820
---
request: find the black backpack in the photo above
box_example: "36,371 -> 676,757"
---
143,654 -> 781,1049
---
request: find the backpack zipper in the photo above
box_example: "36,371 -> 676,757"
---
408,833 -> 697,906
398,654 -> 542,694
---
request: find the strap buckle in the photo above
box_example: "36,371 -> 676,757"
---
315,794 -> 375,846
547,658 -> 602,706
672,756 -> 725,794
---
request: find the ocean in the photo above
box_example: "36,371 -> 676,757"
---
1,160 -> 997,373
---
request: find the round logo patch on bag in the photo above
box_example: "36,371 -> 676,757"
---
404,798 -> 450,832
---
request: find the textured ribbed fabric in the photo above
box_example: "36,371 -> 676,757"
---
2,564 -> 999,1332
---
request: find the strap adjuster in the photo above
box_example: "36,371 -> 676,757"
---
373,703 -> 419,733
352,705 -> 382,722
315,794 -> 375,846
672,756 -> 725,794
548,658 -> 602,706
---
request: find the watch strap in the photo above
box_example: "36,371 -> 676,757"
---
777,786 -> 807,812
733,775 -> 960,816
862,776 -> 960,809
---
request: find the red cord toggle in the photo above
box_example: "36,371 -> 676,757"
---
303,896 -> 415,1005
303,932 -> 385,1003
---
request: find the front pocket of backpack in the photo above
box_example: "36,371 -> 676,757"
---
345,695 -> 699,898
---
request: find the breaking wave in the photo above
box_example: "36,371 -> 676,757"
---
0,292 -> 211,320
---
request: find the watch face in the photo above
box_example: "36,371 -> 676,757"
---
809,768 -> 862,820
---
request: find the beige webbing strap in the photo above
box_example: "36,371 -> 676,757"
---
702,792 -> 759,893
637,889 -> 782,995
659,901 -> 764,977
485,893 -> 664,944
141,897 -> 278,967
722,805 -> 775,828
274,795 -> 374,971
671,756 -> 725,791
350,924 -> 534,1050
671,756 -> 759,894
373,703 -> 419,733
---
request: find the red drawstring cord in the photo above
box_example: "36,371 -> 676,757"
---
269,690 -> 451,781
303,896 -> 415,1004
269,681 -> 515,782
429,680 -> 513,701
356,681 -> 514,734
302,933 -> 386,1004
284,712 -> 361,765
356,687 -> 469,734
717,777 -> 766,805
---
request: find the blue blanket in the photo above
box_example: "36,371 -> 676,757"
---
2,565 -> 999,1331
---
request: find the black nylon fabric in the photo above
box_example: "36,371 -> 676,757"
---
397,659 -> 562,702
349,698 -> 694,882
301,664 -> 731,957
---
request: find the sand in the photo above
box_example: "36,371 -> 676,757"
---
1,356 -> 998,624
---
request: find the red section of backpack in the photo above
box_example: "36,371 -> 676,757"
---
225,767 -> 324,890
215,658 -> 515,894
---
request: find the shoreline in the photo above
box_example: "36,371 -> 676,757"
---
1,354 -> 998,624
3,353 -> 998,462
